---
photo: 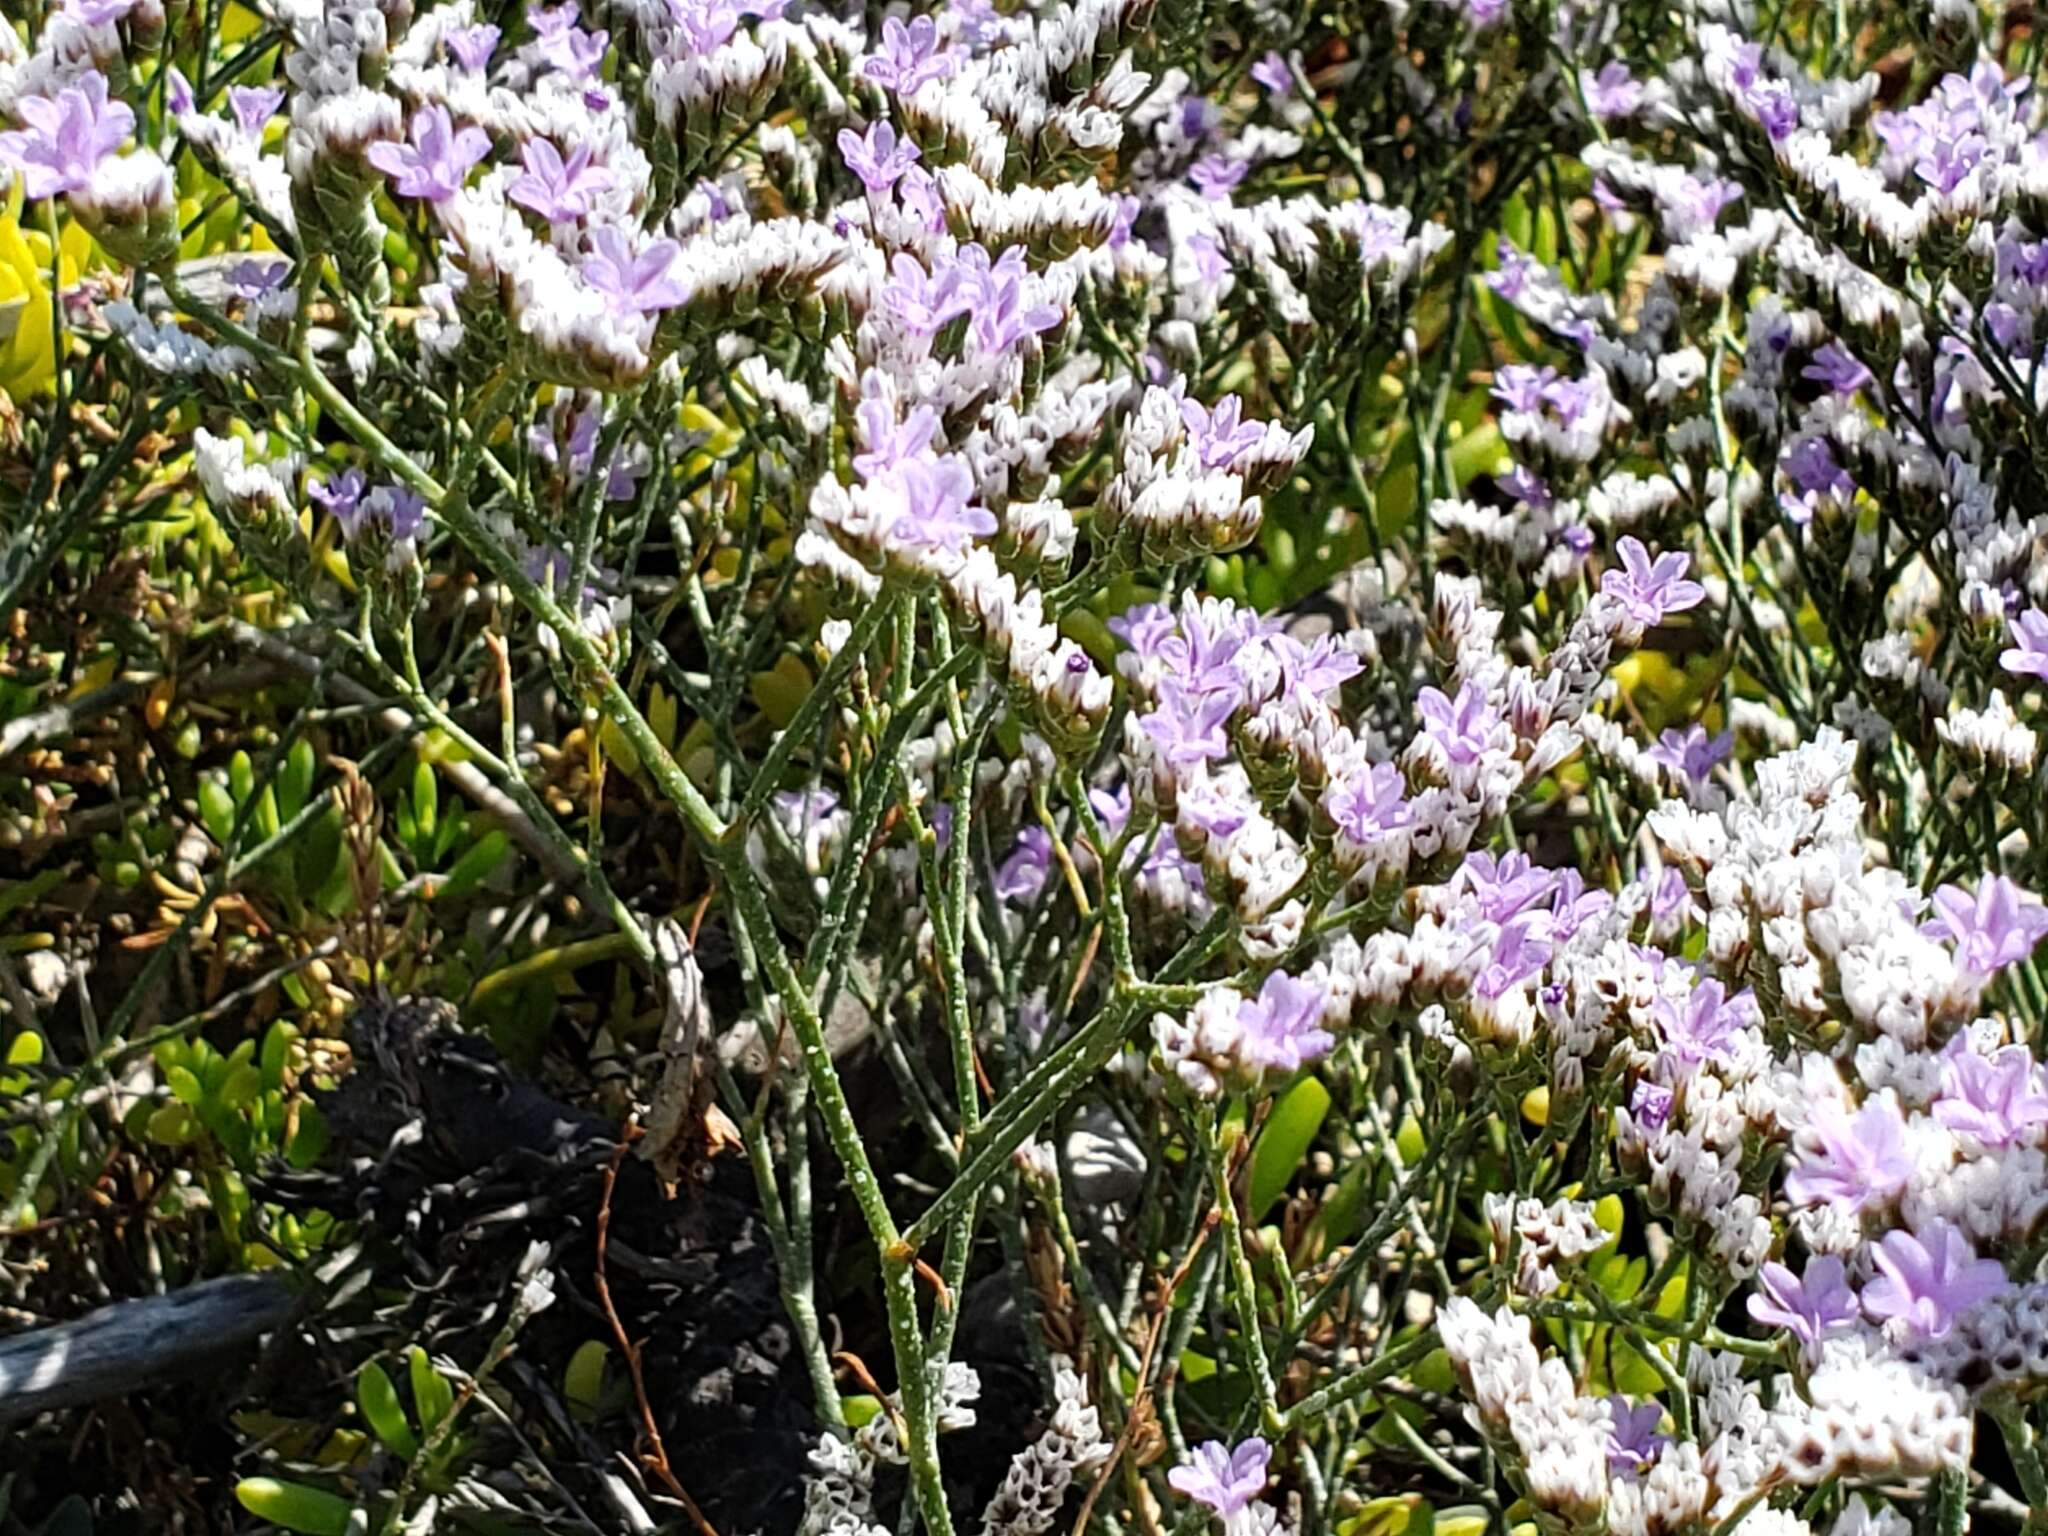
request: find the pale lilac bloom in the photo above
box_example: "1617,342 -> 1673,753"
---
1250,52 -> 1292,96
1862,1220 -> 2011,1338
1491,363 -> 1557,414
310,469 -> 368,537
228,85 -> 284,137
1458,850 -> 1557,923
366,106 -> 491,203
1605,1398 -> 1667,1477
895,166 -> 947,231
1271,634 -> 1362,709
227,258 -> 290,299
165,68 -> 194,117
1746,1257 -> 1859,1362
1180,394 -> 1266,471
581,227 -> 690,316
1585,62 -> 1642,120
1925,876 -> 2048,982
1416,680 -> 1498,766
529,6 -> 610,78
1646,725 -> 1732,787
1545,870 -> 1612,942
1778,436 -> 1854,524
370,485 -> 428,543
949,0 -> 1001,46
1499,463 -> 1551,509
2000,608 -> 2048,681
1180,774 -> 1252,840
1109,602 -> 1179,667
1782,1095 -> 1912,1215
863,15 -> 958,94
1186,234 -> 1228,286
1236,973 -> 1333,1074
883,251 -> 970,335
1653,978 -> 1753,1074
1628,1079 -> 1673,1132
1933,1037 -> 2048,1147
964,249 -> 1063,356
994,826 -> 1052,903
1473,918 -> 1551,1001
1142,683 -> 1239,768
1324,761 -> 1408,844
1601,537 -> 1705,627
1168,1439 -> 1270,1515
60,0 -> 138,23
838,121 -> 921,194
878,454 -> 995,555
1802,342 -> 1874,396
508,139 -> 615,222
1106,193 -> 1140,249
853,399 -> 939,482
0,71 -> 135,200
446,23 -> 501,70
1188,154 -> 1248,200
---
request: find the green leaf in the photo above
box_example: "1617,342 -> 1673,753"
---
564,1341 -> 608,1416
229,750 -> 255,806
409,1345 -> 454,1433
234,1478 -> 355,1536
1248,1076 -> 1330,1220
278,737 -> 315,824
198,778 -> 237,845
261,1022 -> 295,1090
357,1362 -> 421,1459
439,830 -> 509,898
286,1101 -> 329,1169
165,1065 -> 204,1106
411,761 -> 437,848
217,1063 -> 264,1111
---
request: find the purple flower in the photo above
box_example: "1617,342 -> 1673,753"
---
1782,1095 -> 1912,1215
227,84 -> 284,137
883,250 -> 971,335
1324,761 -> 1409,844
1458,851 -> 1557,924
581,226 -> 690,316
1862,1220 -> 2010,1338
1168,1439 -> 1270,1516
1110,602 -> 1179,667
1250,52 -> 1293,97
1544,869 -> 1612,942
508,138 -> 615,222
1491,363 -> 1557,415
1779,437 -> 1853,524
1186,234 -> 1228,286
1601,537 -> 1706,627
1604,1397 -> 1668,1478
0,71 -> 135,200
366,105 -> 491,204
369,484 -> 428,543
59,0 -> 138,23
1473,918 -> 1551,1001
1236,972 -> 1333,1074
1628,1079 -> 1673,1132
838,120 -> 921,195
529,5 -> 610,78
854,399 -> 940,483
165,68 -> 194,118
1180,394 -> 1266,472
1802,342 -> 1874,396
1272,634 -> 1363,709
863,15 -> 958,95
1652,977 -> 1753,1075
446,23 -> 501,70
962,247 -> 1062,357
1933,1037 -> 2048,1147
1188,154 -> 1248,200
1646,725 -> 1732,788
1746,1256 -> 1860,1362
877,454 -> 995,557
1925,876 -> 2048,983
1585,61 -> 1642,120
1142,683 -> 1240,769
895,165 -> 946,231
1416,680 -> 1499,766
1179,773 -> 1252,841
2000,608 -> 2048,681
994,826 -> 1052,904
227,258 -> 290,299
310,469 -> 368,537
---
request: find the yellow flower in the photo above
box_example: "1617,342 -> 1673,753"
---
0,192 -> 93,401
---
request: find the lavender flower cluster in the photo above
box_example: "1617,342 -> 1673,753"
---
14,0 -> 2048,1528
